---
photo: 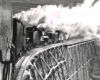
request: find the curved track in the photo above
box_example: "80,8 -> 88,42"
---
14,37 -> 100,80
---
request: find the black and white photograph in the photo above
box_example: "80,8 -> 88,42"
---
0,0 -> 100,80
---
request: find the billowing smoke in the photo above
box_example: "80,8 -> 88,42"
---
13,0 -> 100,39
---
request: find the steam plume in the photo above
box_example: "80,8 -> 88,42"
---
13,0 -> 100,39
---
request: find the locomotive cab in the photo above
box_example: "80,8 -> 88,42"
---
13,18 -> 26,57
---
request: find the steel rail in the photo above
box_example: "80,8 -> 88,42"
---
14,37 -> 100,80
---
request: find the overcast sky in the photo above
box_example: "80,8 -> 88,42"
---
11,0 -> 99,14
10,0 -> 84,4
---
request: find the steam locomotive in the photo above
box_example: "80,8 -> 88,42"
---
13,18 -> 68,59
0,0 -> 69,79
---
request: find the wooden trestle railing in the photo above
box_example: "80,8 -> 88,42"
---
14,37 -> 100,80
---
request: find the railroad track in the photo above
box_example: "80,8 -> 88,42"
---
14,37 -> 100,80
